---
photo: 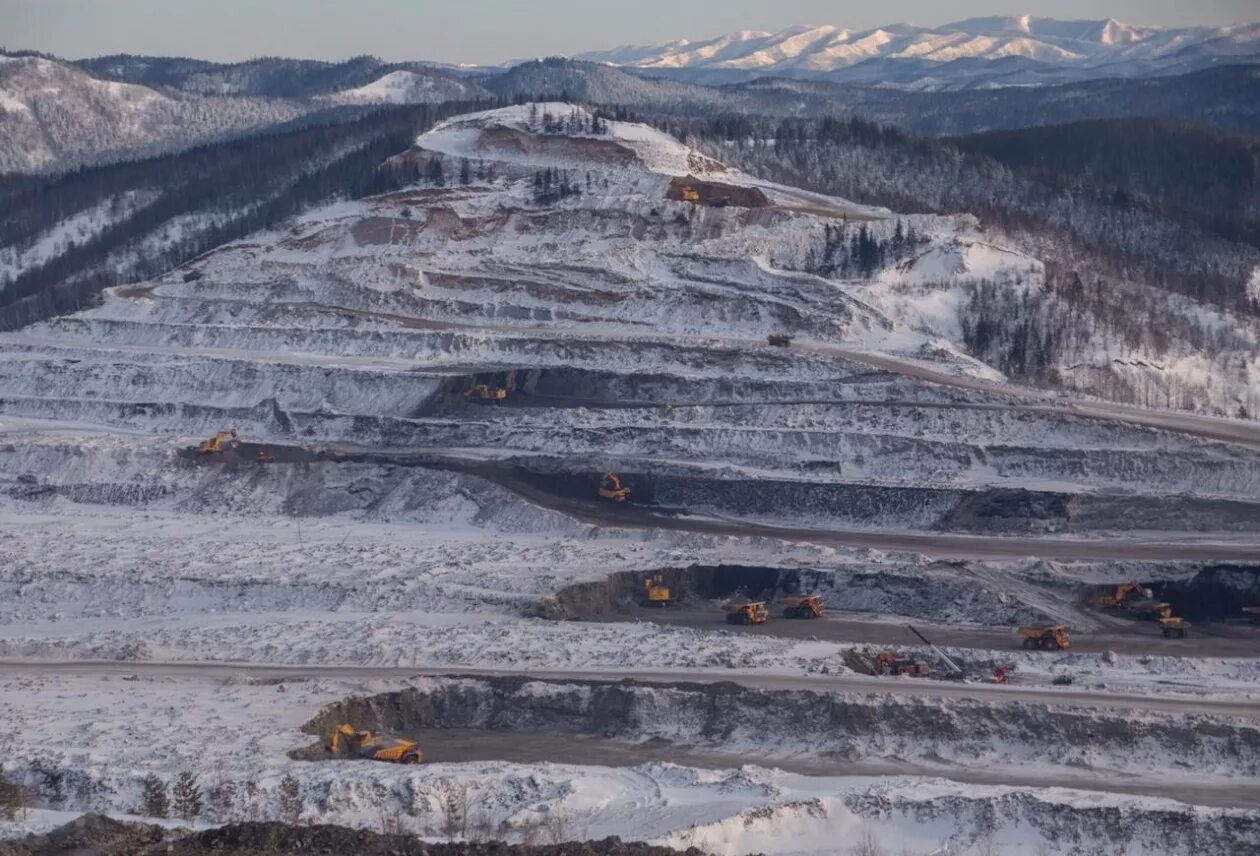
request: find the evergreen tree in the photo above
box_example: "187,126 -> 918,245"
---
459,158 -> 472,185
173,771 -> 203,820
140,774 -> 169,818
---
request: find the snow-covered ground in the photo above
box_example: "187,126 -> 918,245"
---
2,671 -> 1257,855
3,104 -> 1259,852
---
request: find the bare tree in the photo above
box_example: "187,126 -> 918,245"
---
468,807 -> 495,843
377,805 -> 409,835
242,779 -> 262,822
440,782 -> 471,840
542,807 -> 572,845
278,774 -> 303,824
518,816 -> 544,850
850,831 -> 886,856
207,779 -> 238,823
975,836 -> 1003,856
0,764 -> 30,821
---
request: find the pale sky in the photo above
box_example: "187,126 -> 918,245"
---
3,0 -> 1257,65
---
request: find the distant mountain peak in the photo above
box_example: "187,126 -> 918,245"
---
574,16 -> 1259,89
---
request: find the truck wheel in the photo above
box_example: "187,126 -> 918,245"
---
1023,638 -> 1038,650
1043,638 -> 1059,650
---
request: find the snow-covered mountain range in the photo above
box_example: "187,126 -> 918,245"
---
577,16 -> 1260,87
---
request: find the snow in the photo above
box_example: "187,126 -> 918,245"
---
0,191 -> 159,286
324,70 -> 475,105
2,101 -> 1260,850
1,671 -> 1257,854
575,17 -> 1260,87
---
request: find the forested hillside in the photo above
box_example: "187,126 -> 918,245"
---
0,99 -> 497,329
658,112 -> 1260,415
952,118 -> 1260,246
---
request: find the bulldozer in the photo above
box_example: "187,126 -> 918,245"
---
767,332 -> 793,347
598,471 -> 631,503
327,723 -> 422,765
726,600 -> 769,625
680,185 -> 701,203
197,430 -> 238,454
872,651 -> 931,677
781,595 -> 823,619
642,573 -> 671,608
1160,616 -> 1191,638
1019,624 -> 1071,651
466,383 -> 508,402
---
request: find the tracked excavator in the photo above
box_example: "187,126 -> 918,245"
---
1099,582 -> 1172,621
327,723 -> 422,764
1099,582 -> 1145,608
767,333 -> 793,347
598,471 -> 631,502
197,430 -> 238,454
781,595 -> 824,619
642,573 -> 671,607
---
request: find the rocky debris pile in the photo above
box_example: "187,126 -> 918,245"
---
0,816 -> 709,856
0,814 -> 166,855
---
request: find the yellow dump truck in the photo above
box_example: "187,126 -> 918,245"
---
327,724 -> 422,764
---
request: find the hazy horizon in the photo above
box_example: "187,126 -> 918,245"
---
3,0 -> 1258,65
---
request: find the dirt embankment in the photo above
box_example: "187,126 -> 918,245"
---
297,675 -> 1260,779
537,562 -> 1047,627
0,815 -> 700,856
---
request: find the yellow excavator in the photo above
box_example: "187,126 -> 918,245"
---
1099,582 -> 1145,608
197,430 -> 238,454
767,332 -> 793,347
1099,582 -> 1171,620
642,573 -> 671,607
327,723 -> 422,764
598,471 -> 630,502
